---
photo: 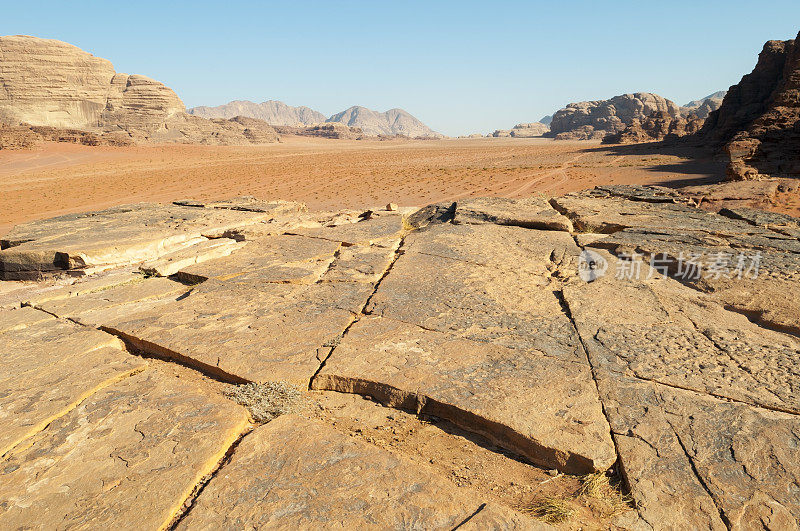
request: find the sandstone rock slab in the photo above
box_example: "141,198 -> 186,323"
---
176,233 -> 340,284
0,317 -> 144,456
320,241 -> 399,283
291,213 -> 406,246
563,252 -> 800,415
33,277 -> 190,328
104,281 -> 374,385
138,237 -> 244,277
0,305 -> 53,334
563,252 -> 800,528
551,192 -> 752,234
453,196 -> 573,231
176,415 -> 545,530
0,203 -> 276,279
0,368 -> 250,529
367,227 -> 584,361
313,317 -> 616,473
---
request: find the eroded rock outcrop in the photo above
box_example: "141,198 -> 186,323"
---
702,31 -> 800,180
548,93 -> 680,140
603,111 -> 705,144
492,122 -> 550,138
273,122 -> 364,139
0,35 -> 278,146
1,189 -> 799,528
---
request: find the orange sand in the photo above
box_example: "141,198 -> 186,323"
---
0,136 -> 725,237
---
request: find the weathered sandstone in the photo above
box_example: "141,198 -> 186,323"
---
177,415 -> 544,529
0,35 -> 279,146
0,368 -> 250,529
701,30 -> 800,180
548,93 -> 680,140
1,189 -> 799,528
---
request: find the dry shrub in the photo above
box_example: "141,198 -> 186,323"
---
225,381 -> 304,423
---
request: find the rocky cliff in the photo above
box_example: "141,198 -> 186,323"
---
680,90 -> 726,119
603,111 -> 705,144
188,100 -> 327,126
702,31 -> 800,180
326,106 -> 442,138
548,93 -> 680,140
0,35 -> 278,146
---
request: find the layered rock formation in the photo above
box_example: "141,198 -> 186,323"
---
603,111 -> 705,144
188,100 -> 327,126
0,35 -> 278,146
0,123 -> 133,149
548,93 -> 680,140
681,90 -> 726,119
492,122 -> 549,138
272,122 -> 364,139
702,31 -> 800,180
1,187 -> 798,528
326,106 -> 442,138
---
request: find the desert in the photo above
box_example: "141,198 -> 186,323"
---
2,5 -> 800,531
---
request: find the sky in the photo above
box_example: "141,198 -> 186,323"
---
3,1 -> 800,136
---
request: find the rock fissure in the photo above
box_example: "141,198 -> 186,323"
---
556,284 -> 626,479
308,235 -> 408,390
665,416 -> 733,530
165,425 -> 254,531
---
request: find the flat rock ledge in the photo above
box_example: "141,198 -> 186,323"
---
1,188 -> 799,528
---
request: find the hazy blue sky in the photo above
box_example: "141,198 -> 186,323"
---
3,1 -> 800,136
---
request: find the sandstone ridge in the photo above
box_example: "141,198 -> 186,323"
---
702,30 -> 800,180
1,187 -> 798,528
547,93 -> 680,140
0,35 -> 278,146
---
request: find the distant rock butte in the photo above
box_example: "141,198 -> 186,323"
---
0,35 -> 277,146
492,122 -> 549,138
702,30 -> 800,180
272,122 -> 364,140
547,93 -> 680,140
188,100 -> 327,126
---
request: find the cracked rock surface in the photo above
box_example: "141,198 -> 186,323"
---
1,189 -> 799,528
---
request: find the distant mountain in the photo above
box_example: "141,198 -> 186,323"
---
188,100 -> 327,126
189,101 -> 441,138
680,91 -> 726,119
326,106 -> 441,138
539,115 -> 553,126
0,35 -> 278,146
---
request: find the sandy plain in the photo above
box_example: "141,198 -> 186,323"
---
0,135 -> 735,237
